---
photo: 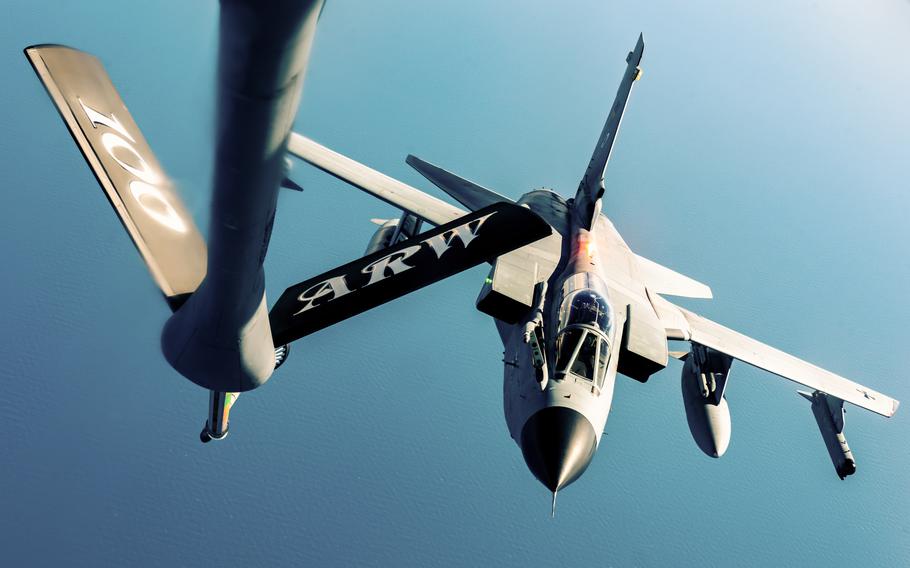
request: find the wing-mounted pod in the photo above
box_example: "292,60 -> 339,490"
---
798,390 -> 856,479
681,343 -> 734,457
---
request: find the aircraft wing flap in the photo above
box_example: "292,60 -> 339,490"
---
675,306 -> 899,417
287,133 -> 465,226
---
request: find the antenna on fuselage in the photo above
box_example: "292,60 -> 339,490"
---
551,490 -> 558,518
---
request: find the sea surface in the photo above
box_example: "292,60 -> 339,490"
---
2,1 -> 909,566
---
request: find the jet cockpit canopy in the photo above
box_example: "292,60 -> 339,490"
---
554,274 -> 617,388
557,289 -> 615,338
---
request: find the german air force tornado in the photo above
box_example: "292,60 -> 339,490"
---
26,1 -> 898,511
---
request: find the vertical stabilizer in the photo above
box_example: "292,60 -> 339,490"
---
574,34 -> 644,228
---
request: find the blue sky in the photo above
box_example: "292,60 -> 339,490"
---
2,1 -> 909,566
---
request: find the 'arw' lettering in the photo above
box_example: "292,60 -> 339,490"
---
424,211 -> 494,259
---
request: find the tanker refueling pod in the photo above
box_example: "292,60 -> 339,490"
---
799,390 -> 856,479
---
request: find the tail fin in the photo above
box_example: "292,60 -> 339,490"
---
406,154 -> 513,211
25,45 -> 206,308
574,34 -> 644,229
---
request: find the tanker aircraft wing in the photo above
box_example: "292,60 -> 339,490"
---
269,203 -> 551,345
652,294 -> 899,417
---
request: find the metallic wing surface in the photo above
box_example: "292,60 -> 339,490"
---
633,254 -> 713,299
287,133 -> 464,225
657,300 -> 899,417
287,133 -> 564,292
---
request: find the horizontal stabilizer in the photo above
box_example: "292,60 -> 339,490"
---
635,254 -> 712,299
25,45 -> 207,304
269,203 -> 552,345
406,155 -> 513,211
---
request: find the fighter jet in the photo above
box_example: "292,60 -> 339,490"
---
24,0 -> 548,442
277,34 -> 899,505
25,2 -> 898,506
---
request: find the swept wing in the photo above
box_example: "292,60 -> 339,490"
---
656,297 -> 899,417
287,133 -> 463,225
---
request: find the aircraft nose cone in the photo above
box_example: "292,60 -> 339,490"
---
520,406 -> 597,492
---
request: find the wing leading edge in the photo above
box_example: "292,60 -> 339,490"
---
287,133 -> 464,226
660,300 -> 899,417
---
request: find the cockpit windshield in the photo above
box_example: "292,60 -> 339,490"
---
555,328 -> 611,387
557,289 -> 615,338
552,274 -> 617,389
570,331 -> 598,379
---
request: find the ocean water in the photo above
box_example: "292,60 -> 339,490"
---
2,1 -> 909,566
